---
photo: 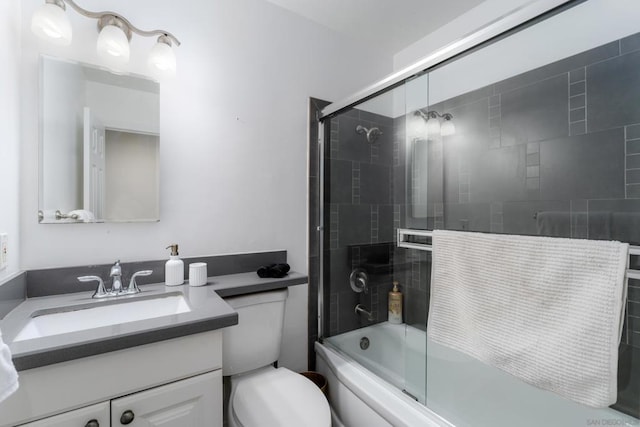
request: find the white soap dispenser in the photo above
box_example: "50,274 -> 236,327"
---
165,244 -> 184,286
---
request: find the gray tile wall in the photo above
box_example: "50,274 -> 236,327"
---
322,107 -> 397,336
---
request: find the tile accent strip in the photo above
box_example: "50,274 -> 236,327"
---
352,162 -> 361,205
330,118 -> 339,158
526,142 -> 541,194
329,204 -> 339,250
489,94 -> 501,148
393,204 -> 401,240
625,123 -> 640,199
371,205 -> 379,244
568,68 -> 587,136
371,140 -> 379,163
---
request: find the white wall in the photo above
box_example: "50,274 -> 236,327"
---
19,0 -> 393,371
393,0 -> 536,71
0,1 -> 21,282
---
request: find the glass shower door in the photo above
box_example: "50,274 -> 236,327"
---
321,78 -> 438,403
421,0 -> 640,425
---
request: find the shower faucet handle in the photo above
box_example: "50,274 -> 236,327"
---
350,268 -> 369,294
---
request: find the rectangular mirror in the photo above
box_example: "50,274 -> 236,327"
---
38,56 -> 160,224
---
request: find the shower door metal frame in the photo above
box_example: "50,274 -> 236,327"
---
316,0 -> 584,340
317,120 -> 325,341
319,0 -> 579,121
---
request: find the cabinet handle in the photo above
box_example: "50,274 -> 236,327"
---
85,420 -> 99,427
120,410 -> 135,425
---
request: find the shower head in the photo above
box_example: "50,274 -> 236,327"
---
355,125 -> 383,144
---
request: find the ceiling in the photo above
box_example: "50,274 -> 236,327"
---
264,0 -> 487,55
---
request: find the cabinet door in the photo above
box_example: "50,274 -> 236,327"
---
111,370 -> 222,427
18,401 -> 109,427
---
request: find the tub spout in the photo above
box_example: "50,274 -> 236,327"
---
355,304 -> 374,321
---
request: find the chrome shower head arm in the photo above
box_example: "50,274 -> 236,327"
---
355,124 -> 368,135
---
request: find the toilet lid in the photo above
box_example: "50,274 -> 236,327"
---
233,367 -> 331,427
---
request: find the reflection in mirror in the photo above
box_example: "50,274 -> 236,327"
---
39,56 -> 160,224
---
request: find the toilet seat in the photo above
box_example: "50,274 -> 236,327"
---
232,367 -> 331,427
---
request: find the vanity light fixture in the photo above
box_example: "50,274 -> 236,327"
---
31,0 -> 72,45
415,109 -> 456,138
31,0 -> 180,76
148,35 -> 177,76
440,114 -> 456,136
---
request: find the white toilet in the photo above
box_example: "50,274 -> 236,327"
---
222,288 -> 331,427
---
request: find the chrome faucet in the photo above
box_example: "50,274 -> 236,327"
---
355,304 -> 374,321
78,261 -> 153,298
110,260 -> 123,293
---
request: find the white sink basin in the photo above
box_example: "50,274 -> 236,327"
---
13,293 -> 191,342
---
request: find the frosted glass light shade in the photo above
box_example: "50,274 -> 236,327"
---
148,40 -> 177,77
441,119 -> 456,136
408,113 -> 426,140
426,117 -> 441,138
97,24 -> 130,70
31,3 -> 72,46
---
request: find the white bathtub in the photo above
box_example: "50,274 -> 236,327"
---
316,322 -> 638,427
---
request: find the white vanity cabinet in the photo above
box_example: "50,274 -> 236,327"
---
18,402 -> 110,427
110,370 -> 221,426
2,330 -> 223,427
18,371 -> 222,427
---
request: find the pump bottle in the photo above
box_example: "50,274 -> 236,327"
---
165,244 -> 184,286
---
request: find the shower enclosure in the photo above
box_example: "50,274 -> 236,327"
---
311,0 -> 640,425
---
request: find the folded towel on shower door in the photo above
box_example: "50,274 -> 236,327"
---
427,230 -> 628,408
0,328 -> 18,403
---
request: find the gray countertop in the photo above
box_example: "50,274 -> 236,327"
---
1,271 -> 307,371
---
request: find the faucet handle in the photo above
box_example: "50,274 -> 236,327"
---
110,260 -> 122,276
78,275 -> 112,299
124,270 -> 153,295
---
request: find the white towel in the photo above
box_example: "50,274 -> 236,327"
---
0,328 -> 18,403
427,230 -> 628,407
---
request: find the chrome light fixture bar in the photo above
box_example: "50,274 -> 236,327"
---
31,0 -> 181,76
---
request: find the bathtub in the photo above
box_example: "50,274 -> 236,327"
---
316,322 -> 638,427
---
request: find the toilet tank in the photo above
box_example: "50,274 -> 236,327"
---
222,288 -> 289,376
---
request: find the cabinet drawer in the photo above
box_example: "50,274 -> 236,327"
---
18,401 -> 109,427
111,370 -> 222,427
